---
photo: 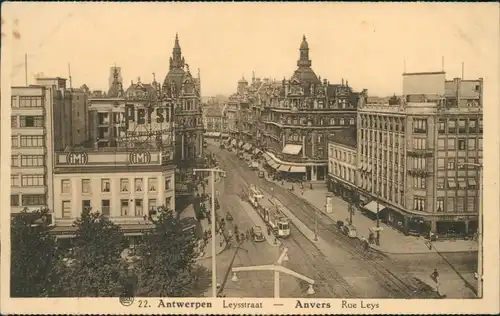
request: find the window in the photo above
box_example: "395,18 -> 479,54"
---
437,158 -> 445,169
447,120 -> 456,133
436,198 -> 444,212
62,201 -> 72,218
413,176 -> 426,189
82,179 -> 91,193
20,136 -> 44,147
458,139 -> 466,150
413,119 -> 427,133
468,119 -> 477,133
21,155 -> 45,167
11,136 -> 23,150
479,119 -> 483,133
413,197 -> 425,211
446,197 -> 455,213
413,138 -> 426,149
149,199 -> 157,211
349,118 -> 355,125
457,178 -> 467,189
165,197 -> 172,209
468,177 -> 477,189
21,175 -> 45,186
478,138 -> 483,150
437,178 -> 445,189
120,199 -> 129,216
82,200 -> 91,211
447,139 -> 455,150
148,178 -> 157,192
135,199 -> 143,216
11,175 -> 19,186
22,194 -> 46,206
458,119 -> 467,133
20,116 -> 44,128
101,200 -> 110,216
467,139 -> 476,150
467,197 -> 476,212
340,118 -> 345,125
413,157 -> 426,169
11,194 -> 19,206
447,178 -> 457,189
11,155 -> 19,167
135,178 -> 143,191
11,116 -> 17,128
456,197 -> 465,212
120,178 -> 129,192
61,179 -> 71,194
438,120 -> 446,133
438,139 -> 445,149
101,179 -> 111,192
19,96 -> 42,107
165,178 -> 171,190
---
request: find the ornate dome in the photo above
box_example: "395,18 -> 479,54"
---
300,35 -> 308,50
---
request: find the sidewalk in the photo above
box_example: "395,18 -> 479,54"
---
268,181 -> 478,255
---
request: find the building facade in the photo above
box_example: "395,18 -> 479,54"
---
161,34 -> 205,199
258,36 -> 361,182
356,72 -> 483,237
327,127 -> 358,202
10,78 -> 73,217
202,104 -> 227,137
70,87 -> 89,146
51,149 -> 175,238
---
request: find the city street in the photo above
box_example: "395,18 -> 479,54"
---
206,143 -> 478,298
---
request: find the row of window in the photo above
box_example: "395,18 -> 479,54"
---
11,136 -> 45,148
12,96 -> 43,108
438,118 -> 483,134
437,177 -> 477,190
11,116 -> 44,128
11,174 -> 45,187
270,116 -> 355,126
358,177 -> 405,206
63,177 -> 173,194
11,155 -> 45,167
62,197 -> 172,218
414,196 -> 477,213
360,116 -> 405,132
437,137 -> 482,150
330,149 -> 355,165
360,130 -> 404,147
11,194 -> 46,206
329,162 -> 356,184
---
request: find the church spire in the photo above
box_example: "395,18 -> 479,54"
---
170,33 -> 185,70
297,34 -> 312,68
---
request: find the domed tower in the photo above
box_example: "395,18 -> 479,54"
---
297,35 -> 312,68
291,35 -> 321,93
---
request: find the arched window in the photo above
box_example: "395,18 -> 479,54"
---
340,118 -> 345,125
330,118 -> 335,125
287,116 -> 291,124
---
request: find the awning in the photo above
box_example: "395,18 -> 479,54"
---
262,153 -> 271,162
243,143 -> 252,151
362,201 -> 382,214
231,139 -> 237,146
253,148 -> 261,155
278,165 -> 291,172
212,132 -> 221,137
271,163 -> 281,170
289,166 -> 306,173
468,178 -> 477,186
282,144 -> 303,155
221,133 -> 229,138
238,141 -> 244,148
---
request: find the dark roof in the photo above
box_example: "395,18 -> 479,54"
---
328,127 -> 357,149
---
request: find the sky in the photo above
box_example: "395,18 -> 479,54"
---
3,2 -> 499,97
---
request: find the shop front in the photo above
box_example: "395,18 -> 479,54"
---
434,214 -> 477,239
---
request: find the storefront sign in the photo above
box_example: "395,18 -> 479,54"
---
66,152 -> 88,165
124,104 -> 170,129
129,151 -> 152,164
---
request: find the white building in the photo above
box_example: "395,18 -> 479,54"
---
327,127 -> 358,201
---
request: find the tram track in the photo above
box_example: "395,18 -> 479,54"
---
212,147 -> 436,298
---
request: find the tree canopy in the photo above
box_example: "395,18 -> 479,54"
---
10,208 -> 58,297
51,208 -> 129,297
133,207 -> 210,297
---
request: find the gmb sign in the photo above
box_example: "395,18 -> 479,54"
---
129,151 -> 152,164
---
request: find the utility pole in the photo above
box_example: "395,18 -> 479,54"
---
460,162 -> 483,298
376,191 -> 380,245
314,207 -> 318,241
193,167 -> 226,298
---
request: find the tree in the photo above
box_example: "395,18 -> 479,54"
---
10,208 -> 58,297
52,208 -> 129,297
133,207 -> 210,297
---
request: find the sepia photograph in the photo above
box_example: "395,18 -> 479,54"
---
1,1 -> 499,315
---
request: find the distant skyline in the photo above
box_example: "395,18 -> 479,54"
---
4,2 -> 499,97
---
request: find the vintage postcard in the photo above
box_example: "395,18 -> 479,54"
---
1,1 -> 499,315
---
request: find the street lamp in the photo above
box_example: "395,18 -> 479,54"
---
314,206 -> 319,241
459,162 -> 483,298
376,191 -> 380,245
231,247 -> 315,298
193,167 -> 227,298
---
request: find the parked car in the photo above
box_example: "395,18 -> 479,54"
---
252,226 -> 265,242
250,161 -> 259,170
341,225 -> 357,238
258,171 -> 265,178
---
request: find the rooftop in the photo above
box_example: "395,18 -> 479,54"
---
328,127 -> 357,149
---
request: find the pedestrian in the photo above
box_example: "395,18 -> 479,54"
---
301,189 -> 304,195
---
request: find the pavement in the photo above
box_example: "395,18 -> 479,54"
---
238,198 -> 282,248
266,179 -> 478,255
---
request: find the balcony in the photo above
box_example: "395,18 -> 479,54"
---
407,169 -> 430,177
406,149 -> 434,158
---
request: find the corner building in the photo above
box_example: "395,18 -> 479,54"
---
357,72 -> 483,237
260,36 -> 361,182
